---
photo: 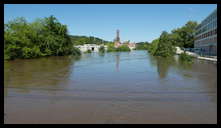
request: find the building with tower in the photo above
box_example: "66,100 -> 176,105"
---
114,29 -> 136,50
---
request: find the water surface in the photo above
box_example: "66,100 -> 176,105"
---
4,51 -> 217,124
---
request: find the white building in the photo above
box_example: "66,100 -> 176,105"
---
74,44 -> 107,52
128,43 -> 136,50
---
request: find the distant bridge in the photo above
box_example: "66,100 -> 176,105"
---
74,44 -> 107,52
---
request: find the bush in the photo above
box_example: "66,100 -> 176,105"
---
135,42 -> 149,50
179,52 -> 193,62
99,46 -> 105,53
116,45 -> 130,52
107,44 -> 116,52
84,49 -> 92,53
107,44 -> 130,52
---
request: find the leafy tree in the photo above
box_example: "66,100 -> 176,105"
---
107,43 -> 130,52
107,43 -> 116,52
147,21 -> 198,57
116,45 -> 130,52
147,38 -> 159,55
170,21 -> 198,48
4,16 -> 81,60
135,42 -> 150,50
154,31 -> 176,57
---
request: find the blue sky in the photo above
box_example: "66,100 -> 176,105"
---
4,4 -> 217,42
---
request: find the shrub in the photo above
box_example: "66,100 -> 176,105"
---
107,44 -> 130,52
116,45 -> 130,52
107,45 -> 116,52
135,42 -> 149,50
179,52 -> 194,62
99,46 -> 105,53
84,49 -> 92,53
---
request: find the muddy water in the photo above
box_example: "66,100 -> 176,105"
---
4,51 -> 217,124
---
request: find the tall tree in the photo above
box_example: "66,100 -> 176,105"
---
4,16 -> 81,60
154,31 -> 175,57
170,21 -> 198,48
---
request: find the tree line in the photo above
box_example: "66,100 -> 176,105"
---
135,42 -> 150,50
106,43 -> 131,52
4,16 -> 113,60
70,35 -> 112,45
4,16 -> 82,60
4,16 -> 198,60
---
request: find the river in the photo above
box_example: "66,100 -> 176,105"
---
4,50 -> 217,124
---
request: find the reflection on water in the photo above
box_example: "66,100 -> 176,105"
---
148,54 -> 196,79
116,53 -> 120,72
4,51 -> 217,124
98,52 -> 105,57
156,56 -> 175,79
4,56 -> 81,94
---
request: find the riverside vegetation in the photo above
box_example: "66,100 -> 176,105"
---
135,42 -> 149,50
147,21 -> 198,61
99,46 -> 105,53
4,16 -> 112,60
106,43 -> 131,52
4,16 -> 81,60
4,16 -> 132,60
4,16 -> 197,62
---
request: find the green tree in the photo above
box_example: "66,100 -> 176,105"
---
107,43 -> 130,52
147,38 -> 159,55
135,42 -> 149,50
116,45 -> 130,52
154,31 -> 176,57
107,43 -> 116,52
148,21 -> 198,57
70,35 -> 111,45
4,16 -> 81,60
170,21 -> 198,48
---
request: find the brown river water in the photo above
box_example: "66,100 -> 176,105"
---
4,51 -> 217,124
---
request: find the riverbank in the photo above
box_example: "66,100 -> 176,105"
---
197,56 -> 217,62
176,47 -> 217,62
